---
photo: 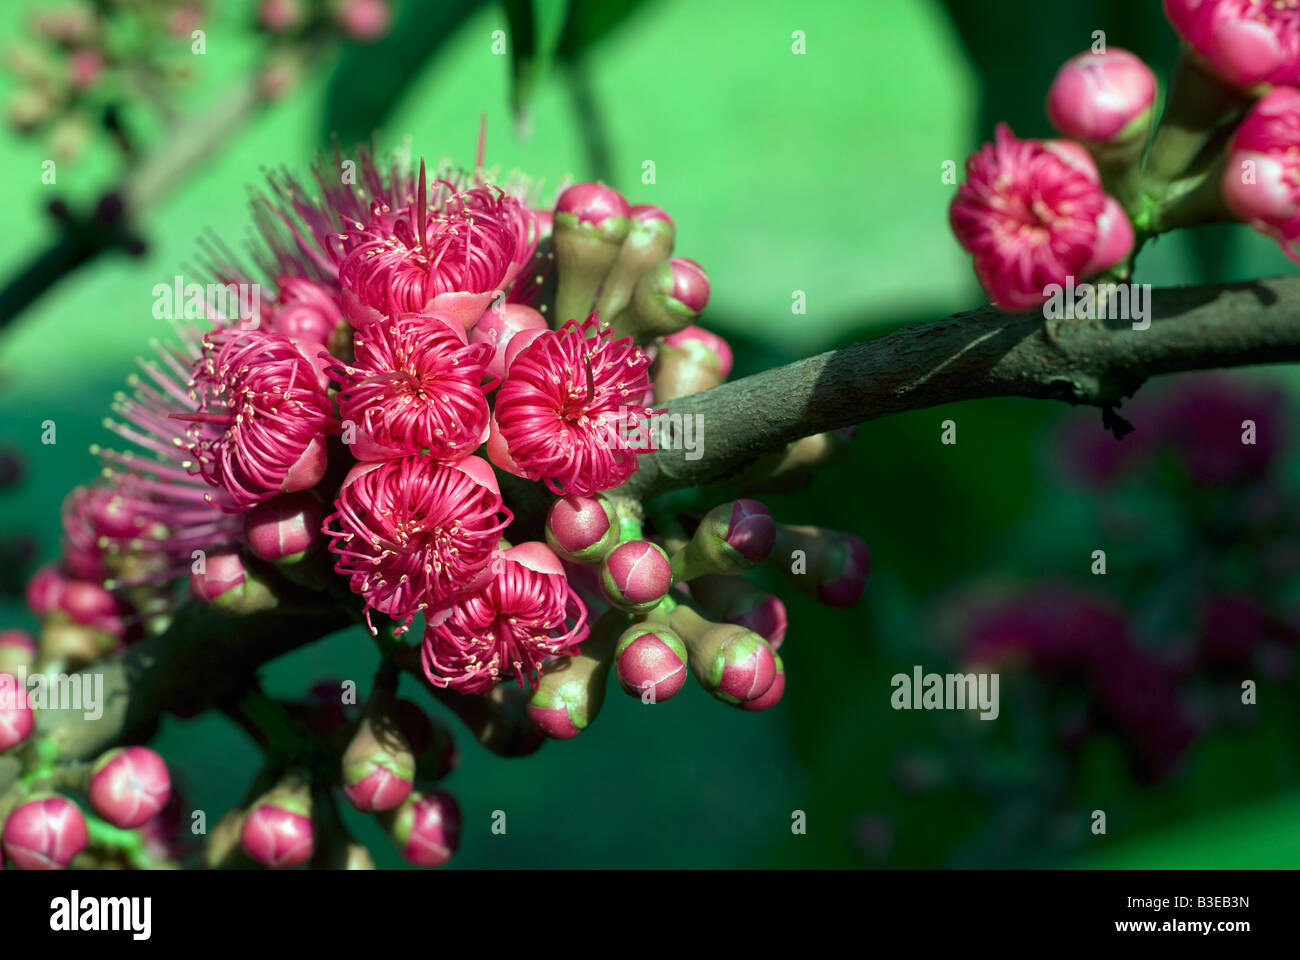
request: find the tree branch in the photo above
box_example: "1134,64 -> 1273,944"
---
620,276 -> 1300,500
5,275 -> 1300,790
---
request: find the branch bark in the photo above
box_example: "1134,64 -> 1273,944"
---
619,276 -> 1300,500
5,274 -> 1300,787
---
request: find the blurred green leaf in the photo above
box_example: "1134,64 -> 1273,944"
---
502,0 -> 569,133
319,0 -> 482,146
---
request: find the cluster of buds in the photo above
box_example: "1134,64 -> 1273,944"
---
0,746 -> 174,869
950,1 -> 1300,310
0,138 -> 870,869
4,1 -> 205,160
258,0 -> 393,42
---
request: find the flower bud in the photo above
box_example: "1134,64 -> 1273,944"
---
1046,49 -> 1156,144
243,490 -> 326,563
26,564 -> 65,616
545,493 -> 620,563
341,710 -> 415,813
614,623 -> 689,702
669,604 -> 776,706
740,654 -> 785,712
0,671 -> 34,751
773,525 -> 870,608
525,615 -> 619,738
333,0 -> 391,40
2,795 -> 88,869
0,629 -> 36,675
552,183 -> 631,323
88,746 -> 172,829
469,303 -> 547,380
670,499 -> 775,582
259,0 -> 305,33
1222,87 -> 1300,259
594,204 -> 677,323
190,547 -> 279,613
662,325 -> 732,377
388,789 -> 461,867
599,539 -> 673,612
688,574 -> 788,651
58,579 -> 125,634
241,775 -> 314,868
611,257 -> 710,342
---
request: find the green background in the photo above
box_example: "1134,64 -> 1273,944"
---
1,0 -> 1298,868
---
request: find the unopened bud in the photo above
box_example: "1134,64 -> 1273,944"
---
614,623 -> 689,702
670,499 -> 775,582
526,614 -> 620,738
599,539 -> 673,612
0,671 -> 34,752
0,629 -> 36,674
88,746 -> 172,829
387,789 -> 461,867
688,574 -> 787,651
341,708 -> 415,813
611,257 -> 710,343
594,204 -> 676,323
670,604 -> 776,706
241,773 -> 314,868
545,493 -> 620,563
243,490 -> 326,563
190,548 -> 279,613
552,183 -> 631,324
2,795 -> 88,870
774,525 -> 870,608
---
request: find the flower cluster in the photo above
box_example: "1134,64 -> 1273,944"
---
2,144 -> 872,871
951,4 -> 1300,305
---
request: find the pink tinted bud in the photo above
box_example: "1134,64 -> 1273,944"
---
1222,88 -> 1300,260
469,303 -> 547,381
0,672 -> 34,751
666,257 -> 711,314
344,765 -> 413,812
88,747 -> 172,829
711,629 -> 777,705
241,798 -> 313,868
259,0 -> 304,32
189,547 -> 248,603
2,795 -> 88,869
545,494 -> 619,563
59,579 -> 123,633
1164,0 -> 1300,89
723,499 -> 775,566
555,182 -> 631,231
26,564 -> 65,615
630,203 -> 674,232
740,654 -> 786,712
1046,49 -> 1156,142
335,0 -> 391,39
663,325 -> 733,378
392,790 -> 461,867
1084,195 -> 1135,276
69,49 -> 103,90
614,625 -> 689,702
0,629 -> 36,675
243,490 -> 326,562
727,594 -> 788,652
599,539 -> 673,611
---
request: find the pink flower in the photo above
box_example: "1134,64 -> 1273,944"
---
1046,49 -> 1157,142
421,542 -> 589,693
95,327 -> 243,585
179,329 -> 338,509
1222,86 -> 1300,261
1165,0 -> 1300,88
324,455 -> 510,631
337,166 -> 536,331
271,275 -> 343,344
949,125 -> 1123,311
492,317 -> 654,495
330,312 -> 495,461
